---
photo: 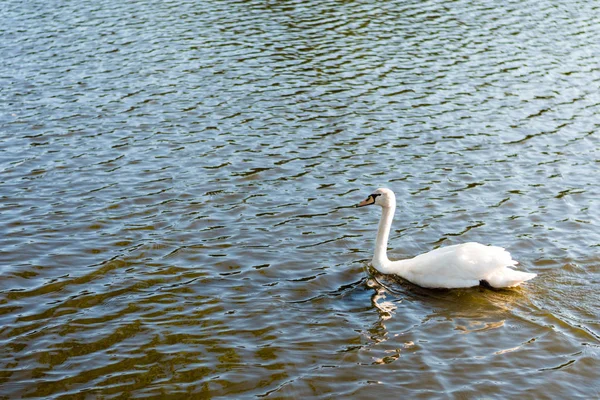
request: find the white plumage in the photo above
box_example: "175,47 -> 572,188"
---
357,188 -> 536,289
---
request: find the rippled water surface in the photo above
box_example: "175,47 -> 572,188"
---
2,0 -> 600,398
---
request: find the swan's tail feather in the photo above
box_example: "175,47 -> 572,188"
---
488,269 -> 536,288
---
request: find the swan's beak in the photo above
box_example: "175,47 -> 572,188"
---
357,195 -> 375,207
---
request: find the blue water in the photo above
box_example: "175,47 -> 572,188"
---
1,0 -> 599,398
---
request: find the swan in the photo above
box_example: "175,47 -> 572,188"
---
357,188 -> 536,289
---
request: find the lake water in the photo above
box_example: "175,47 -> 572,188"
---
1,0 -> 600,398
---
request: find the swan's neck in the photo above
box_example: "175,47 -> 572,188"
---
372,204 -> 412,276
373,204 -> 395,273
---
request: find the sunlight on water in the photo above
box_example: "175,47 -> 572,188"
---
1,0 -> 600,398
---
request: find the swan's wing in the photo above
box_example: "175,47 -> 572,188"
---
455,243 -> 536,287
393,242 -> 523,288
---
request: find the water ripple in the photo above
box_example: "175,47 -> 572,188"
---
2,0 -> 600,397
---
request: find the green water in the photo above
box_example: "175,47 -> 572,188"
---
1,0 -> 599,398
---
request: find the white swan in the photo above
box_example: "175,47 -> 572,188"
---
357,188 -> 536,289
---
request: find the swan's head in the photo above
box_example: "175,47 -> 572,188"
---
357,188 -> 395,208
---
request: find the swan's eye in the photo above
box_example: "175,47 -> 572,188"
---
371,193 -> 382,200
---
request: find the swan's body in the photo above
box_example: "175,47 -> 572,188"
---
358,188 -> 536,289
